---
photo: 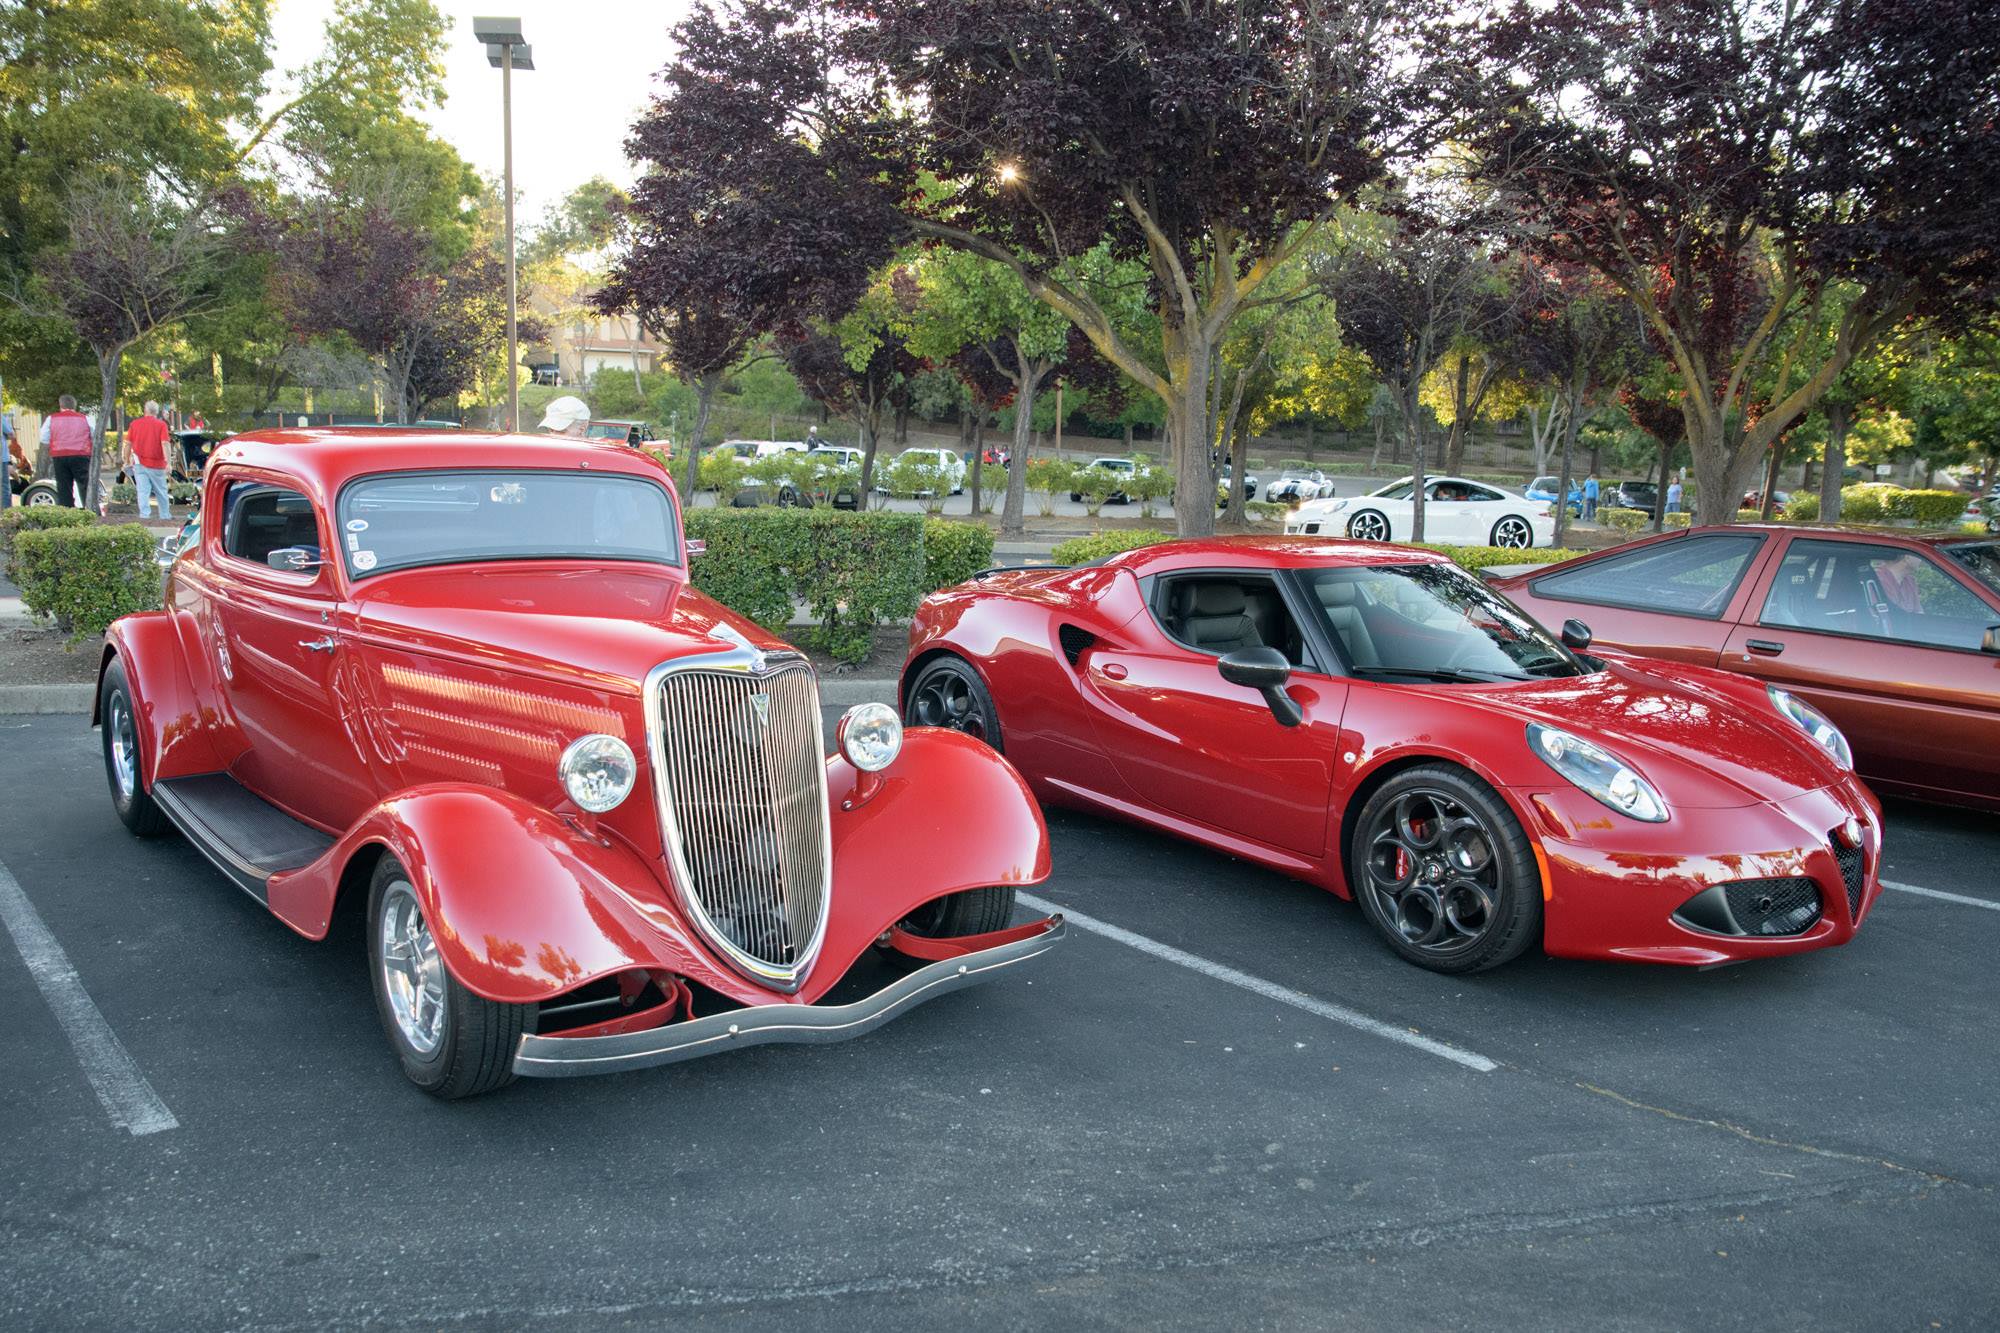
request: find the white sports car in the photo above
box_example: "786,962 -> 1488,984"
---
1285,475 -> 1556,548
1262,468 -> 1338,503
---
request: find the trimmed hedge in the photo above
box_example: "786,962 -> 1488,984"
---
1050,528 -> 1582,573
12,523 -> 161,644
922,518 -> 995,592
109,480 -> 201,508
1598,506 -> 1650,532
1784,485 -> 1969,526
0,506 -> 97,582
684,508 -> 931,664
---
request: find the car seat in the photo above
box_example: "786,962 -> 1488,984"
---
1316,580 -> 1382,668
1173,582 -> 1262,653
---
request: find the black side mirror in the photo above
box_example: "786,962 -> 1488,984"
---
1217,646 -> 1303,727
1560,618 -> 1593,651
1982,625 -> 2000,656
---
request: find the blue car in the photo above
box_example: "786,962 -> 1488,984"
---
1525,474 -> 1584,515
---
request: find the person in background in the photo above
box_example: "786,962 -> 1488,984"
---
539,395 -> 591,438
186,411 -> 206,433
1582,472 -> 1599,521
42,394 -> 94,508
0,393 -> 15,510
125,399 -> 173,519
1665,477 -> 1684,514
1874,550 -> 1924,615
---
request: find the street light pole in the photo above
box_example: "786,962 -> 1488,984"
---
475,18 -> 533,431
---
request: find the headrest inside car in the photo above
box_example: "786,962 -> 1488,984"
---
1186,583 -> 1248,615
1318,580 -> 1361,607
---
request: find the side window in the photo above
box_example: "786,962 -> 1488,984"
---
1466,485 -> 1505,502
1154,574 -> 1309,667
1531,533 -> 1765,619
222,483 -> 321,570
1760,539 -> 1994,651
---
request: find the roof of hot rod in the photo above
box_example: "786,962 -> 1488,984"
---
204,428 -> 674,500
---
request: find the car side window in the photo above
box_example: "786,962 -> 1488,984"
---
1152,573 -> 1311,668
1465,485 -> 1504,502
1530,533 -> 1765,619
221,482 -> 321,570
1759,538 -> 1994,651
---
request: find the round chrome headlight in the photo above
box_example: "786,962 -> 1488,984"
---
837,702 -> 903,773
559,734 -> 637,813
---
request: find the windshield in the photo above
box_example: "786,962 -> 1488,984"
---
1370,480 -> 1415,500
337,470 -> 679,579
1944,541 -> 2000,598
1302,563 -> 1583,682
1531,477 -> 1558,491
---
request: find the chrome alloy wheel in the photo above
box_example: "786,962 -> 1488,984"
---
1347,510 -> 1390,542
909,668 -> 990,743
1492,516 -> 1532,548
378,881 -> 447,1055
1362,789 -> 1504,959
107,692 -> 138,801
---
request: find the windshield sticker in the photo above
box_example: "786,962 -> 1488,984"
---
346,534 -> 360,551
352,550 -> 378,571
346,518 -> 368,532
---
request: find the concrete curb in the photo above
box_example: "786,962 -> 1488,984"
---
0,684 -> 95,715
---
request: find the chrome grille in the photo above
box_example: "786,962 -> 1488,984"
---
651,659 -> 830,987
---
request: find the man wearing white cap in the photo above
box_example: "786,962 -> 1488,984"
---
539,396 -> 591,437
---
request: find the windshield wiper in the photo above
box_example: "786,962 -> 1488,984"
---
1351,665 -> 1530,684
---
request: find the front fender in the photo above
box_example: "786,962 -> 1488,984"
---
801,727 -> 1051,1003
100,612 -> 227,784
266,785 -> 725,1005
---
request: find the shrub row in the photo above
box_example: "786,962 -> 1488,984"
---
1783,485 -> 1968,526
12,522 -> 162,644
683,509 -> 994,664
108,480 -> 202,508
1050,528 -> 1583,573
0,506 -> 97,582
1599,507 -> 1692,532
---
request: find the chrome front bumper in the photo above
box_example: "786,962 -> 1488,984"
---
512,914 -> 1065,1078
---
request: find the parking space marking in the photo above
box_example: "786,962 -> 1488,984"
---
0,859 -> 178,1136
1882,880 -> 2000,913
1018,893 -> 1498,1072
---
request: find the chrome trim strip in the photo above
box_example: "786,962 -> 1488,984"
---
642,646 -> 833,992
512,916 -> 1065,1076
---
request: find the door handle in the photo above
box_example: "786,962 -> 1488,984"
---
299,637 -> 338,653
1101,662 -> 1128,681
1745,638 -> 1785,656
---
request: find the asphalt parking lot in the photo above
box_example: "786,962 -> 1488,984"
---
2,708 -> 1996,1330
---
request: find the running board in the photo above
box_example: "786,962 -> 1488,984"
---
151,775 -> 336,906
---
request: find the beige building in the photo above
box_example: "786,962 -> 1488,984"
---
523,291 -> 665,387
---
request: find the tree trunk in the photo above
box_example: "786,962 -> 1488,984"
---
1165,326 -> 1217,539
1370,415 -> 1386,468
684,371 -> 719,499
1653,438 -> 1672,534
1304,418 -> 1316,461
961,411 -> 982,519
1444,354 -> 1472,476
1553,380 -> 1584,548
1759,438 -> 1785,521
858,410 -> 880,497
88,347 -> 123,512
1224,421 -> 1249,526
1403,385 -> 1429,542
1002,370 -> 1043,538
892,400 -> 911,449
1819,402 -> 1850,522
1123,421 -> 1133,449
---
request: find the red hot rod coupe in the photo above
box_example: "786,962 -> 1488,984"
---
901,537 -> 1881,974
98,429 -> 1060,1098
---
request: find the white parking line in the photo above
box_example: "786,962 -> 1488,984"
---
1018,892 -> 1498,1073
1882,881 -> 2000,913
0,859 -> 178,1136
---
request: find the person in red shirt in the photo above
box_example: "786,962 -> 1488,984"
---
42,394 -> 94,508
124,399 -> 173,518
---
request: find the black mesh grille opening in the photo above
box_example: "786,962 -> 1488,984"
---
1832,837 -> 1865,916
1721,877 -> 1823,937
1058,624 -> 1096,666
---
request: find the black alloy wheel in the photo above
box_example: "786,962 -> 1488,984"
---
1350,765 -> 1541,974
903,655 -> 1003,751
1346,509 -> 1391,542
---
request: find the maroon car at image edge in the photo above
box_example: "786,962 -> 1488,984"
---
1489,524 -> 2000,812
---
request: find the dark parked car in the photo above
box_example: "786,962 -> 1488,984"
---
1489,525 -> 2000,812
1612,480 -> 1660,511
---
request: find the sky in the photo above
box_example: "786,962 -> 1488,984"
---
267,0 -> 697,224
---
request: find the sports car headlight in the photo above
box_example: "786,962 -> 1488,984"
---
559,734 -> 637,813
1527,723 -> 1668,822
838,702 -> 903,772
1767,687 -> 1853,770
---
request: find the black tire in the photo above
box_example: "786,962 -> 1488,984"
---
23,480 -> 58,507
1068,491 -> 1082,503
1346,509 -> 1391,542
900,885 -> 1017,939
100,657 -> 171,836
367,855 -> 534,1099
1489,515 -> 1534,549
1348,764 -> 1542,974
903,654 -> 1004,752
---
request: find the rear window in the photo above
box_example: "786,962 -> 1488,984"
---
1529,532 -> 1765,619
336,469 -> 679,579
1944,541 -> 2000,598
